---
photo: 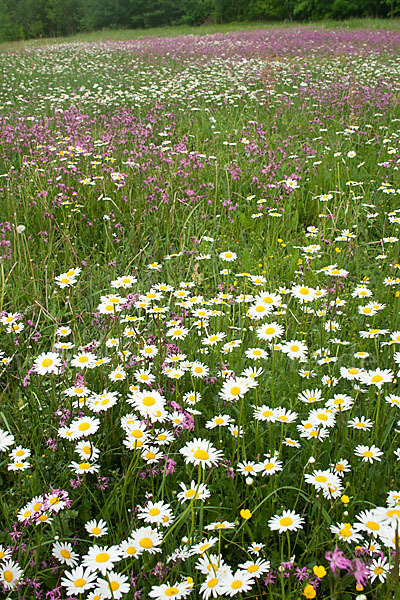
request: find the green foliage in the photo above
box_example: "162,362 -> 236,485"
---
1,0 -> 400,42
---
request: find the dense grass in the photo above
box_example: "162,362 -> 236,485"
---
0,23 -> 400,600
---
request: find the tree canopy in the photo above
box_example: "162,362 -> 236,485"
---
0,0 -> 399,42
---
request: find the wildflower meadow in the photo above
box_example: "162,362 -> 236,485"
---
1,25 -> 400,600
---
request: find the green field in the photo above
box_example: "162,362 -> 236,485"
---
0,22 -> 399,600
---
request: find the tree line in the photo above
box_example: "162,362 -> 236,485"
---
0,0 -> 399,42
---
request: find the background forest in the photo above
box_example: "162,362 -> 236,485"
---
0,0 -> 399,42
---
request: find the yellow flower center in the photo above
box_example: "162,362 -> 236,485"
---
371,375 -> 383,383
61,549 -> 71,559
140,537 -> 153,549
280,517 -> 293,526
78,423 -> 90,431
110,581 -> 120,591
95,552 -> 110,563
194,449 -> 209,461
74,578 -> 86,588
42,358 -> 53,367
231,580 -> 242,590
92,527 -> 101,535
208,578 -> 218,588
262,410 -> 273,417
4,571 -> 14,583
142,396 -> 155,406
248,564 -> 259,573
230,386 -> 240,396
165,588 -> 179,597
315,475 -> 327,482
366,521 -> 380,531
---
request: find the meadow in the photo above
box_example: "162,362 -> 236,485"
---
0,24 -> 400,600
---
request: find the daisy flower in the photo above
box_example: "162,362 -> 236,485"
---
354,444 -> 384,463
268,510 -> 304,533
281,340 -> 308,360
70,416 -> 100,438
191,361 -> 209,378
0,560 -> 24,590
119,536 -> 143,560
33,352 -> 61,375
85,518 -> 108,538
130,390 -> 165,417
258,455 -> 283,476
137,500 -> 174,527
253,405 -> 276,422
180,438 -> 223,469
219,251 -> 237,262
219,569 -> 255,597
135,369 -> 155,385
177,481 -> 211,503
360,368 -> 394,388
237,558 -> 270,578
60,566 -> 97,596
141,446 -> 164,464
237,461 -> 260,478
354,510 -> 387,537
96,571 -> 130,599
205,414 -> 233,429
191,537 -> 219,555
140,344 -> 158,358
0,545 -> 12,561
368,557 -> 390,583
204,521 -> 235,531
0,429 -> 15,452
330,458 -> 351,477
148,581 -> 191,599
52,542 -> 79,567
9,446 -> 31,461
298,389 -> 323,404
348,416 -> 374,430
69,461 -> 99,475
330,522 -> 363,544
133,526 -> 163,554
291,285 -> 318,303
183,391 -> 202,405
248,542 -> 265,555
219,377 -> 252,401
200,571 -> 225,600
82,544 -> 122,574
109,364 -> 126,382
245,347 -> 268,360
166,327 -> 189,340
